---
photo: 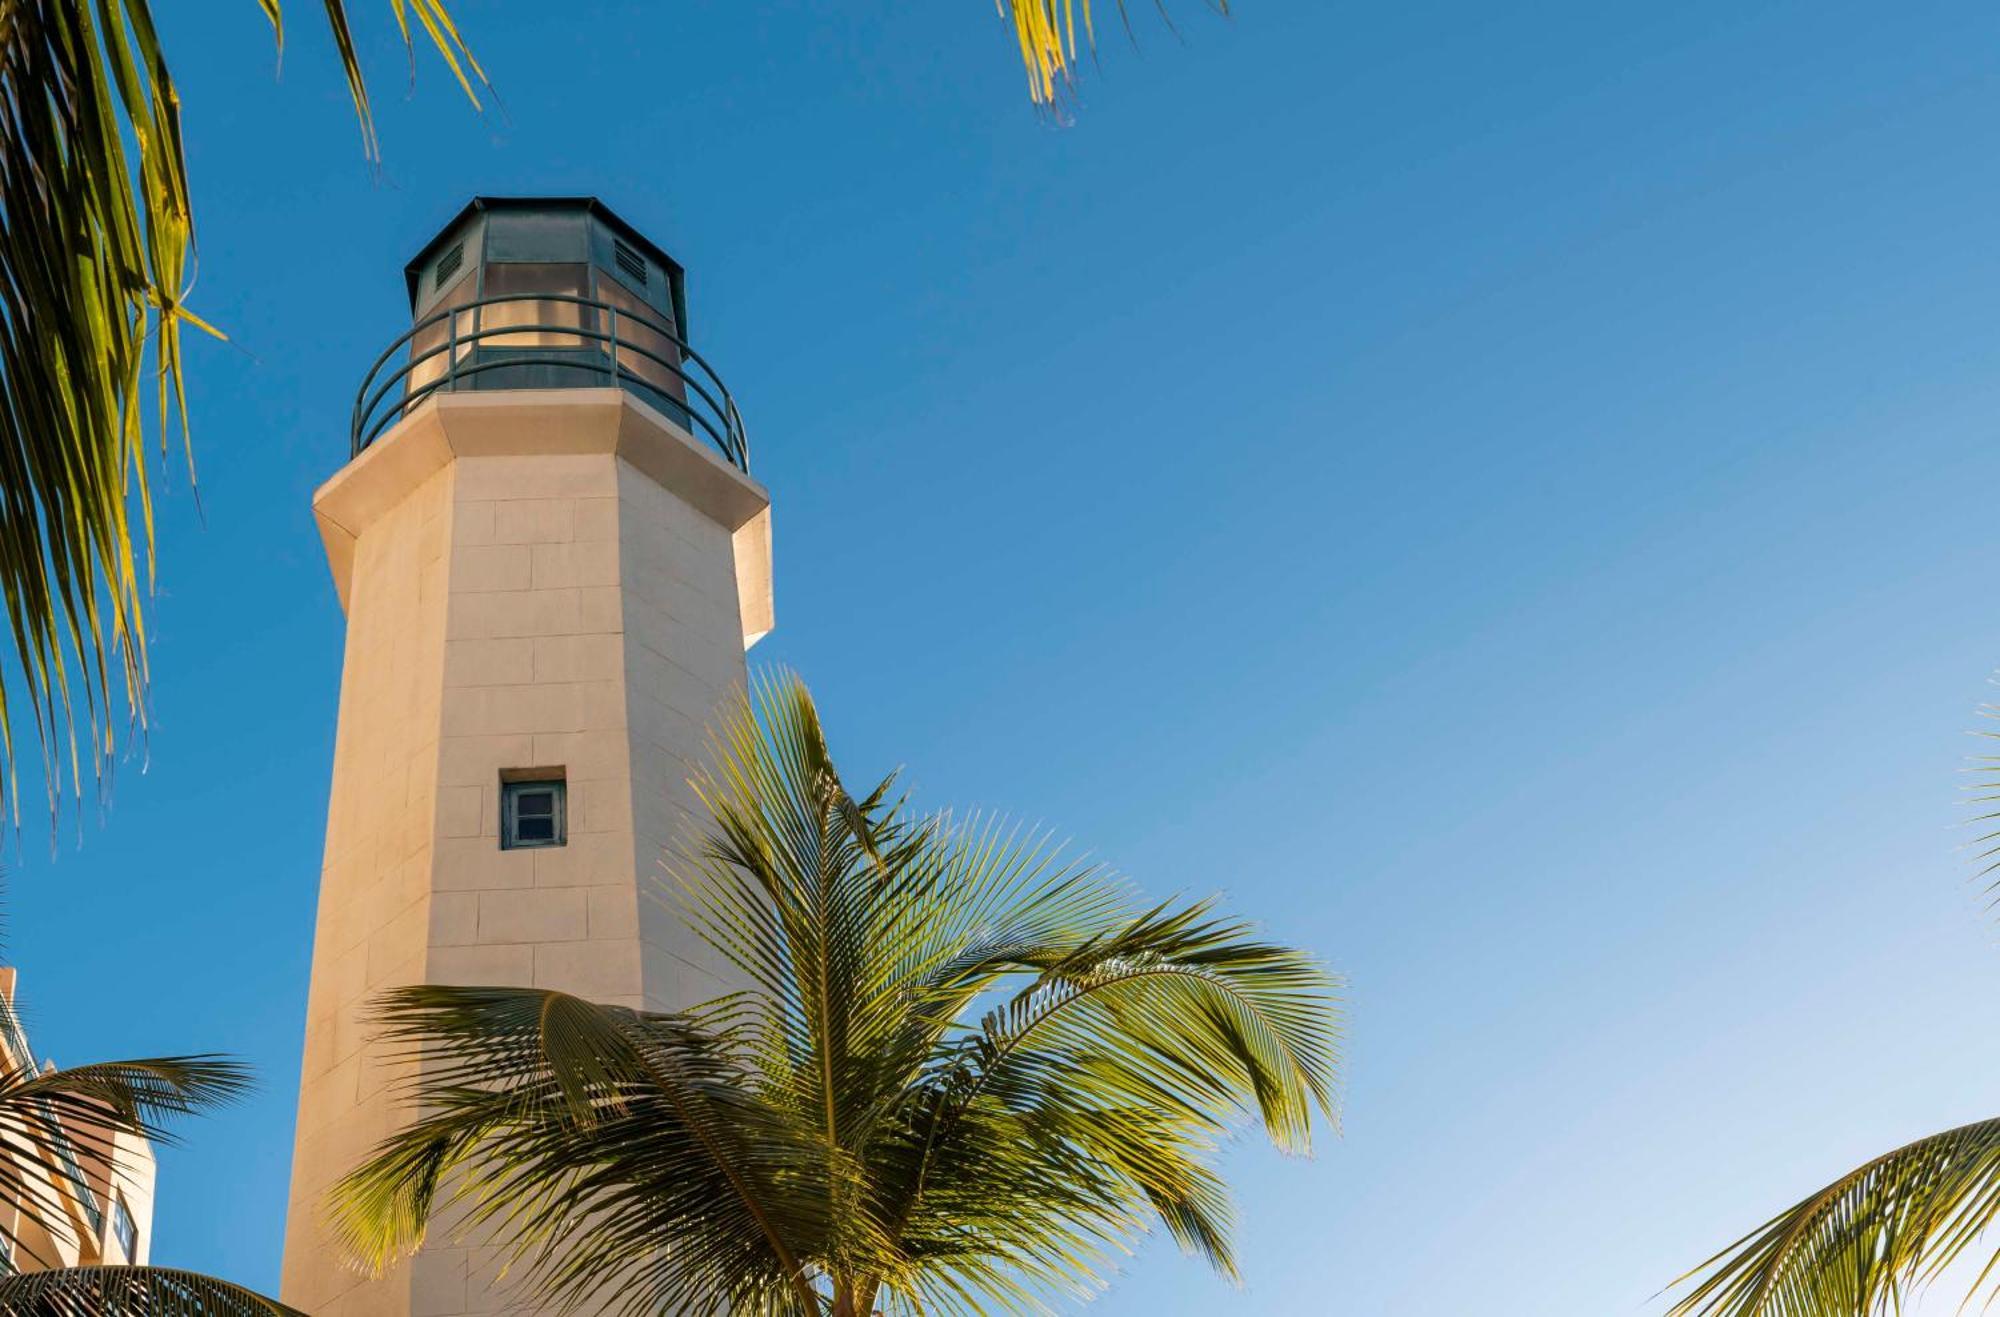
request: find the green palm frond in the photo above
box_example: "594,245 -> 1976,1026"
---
7,1054 -> 255,1138
1966,693 -> 2000,899
0,961 -> 268,1308
0,1051 -> 252,1269
330,985 -> 830,1316
0,0 -> 479,825
866,894 -> 1338,1311
1669,683 -> 2000,1315
1667,1116 -> 2000,1316
334,674 -> 1342,1316
0,1265 -> 299,1315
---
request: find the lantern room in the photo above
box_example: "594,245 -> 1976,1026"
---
350,196 -> 747,471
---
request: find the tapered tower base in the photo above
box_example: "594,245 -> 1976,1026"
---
283,388 -> 771,1315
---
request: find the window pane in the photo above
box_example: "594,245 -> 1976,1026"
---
112,1198 -> 137,1260
408,278 -> 477,395
598,276 -> 684,401
502,778 -> 566,850
481,263 -> 594,349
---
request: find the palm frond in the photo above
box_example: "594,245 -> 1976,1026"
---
699,675 -> 1339,1309
862,897 -> 1339,1307
1672,680 -> 2000,1314
0,0 -> 479,826
1966,692 -> 2000,900
0,1051 -> 251,1269
953,896 -> 1340,1143
7,1053 -> 254,1139
0,0 -> 189,821
1000,0 -> 1229,106
680,675 -> 1122,1137
330,985 -> 829,1317
0,1265 -> 299,1315
316,0 -> 487,161
1667,1116 -> 2000,1316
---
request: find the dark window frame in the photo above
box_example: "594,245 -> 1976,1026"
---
501,777 -> 567,850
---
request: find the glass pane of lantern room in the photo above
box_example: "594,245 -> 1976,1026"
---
480,263 -> 595,348
408,275 -> 476,397
597,275 -> 684,402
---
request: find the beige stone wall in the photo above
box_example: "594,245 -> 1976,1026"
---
427,453 -> 645,1011
100,1130 -> 156,1265
284,393 -> 770,1316
284,462 -> 454,1314
615,457 -> 747,1012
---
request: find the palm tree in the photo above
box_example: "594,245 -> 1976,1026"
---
330,675 -> 1340,1315
0,998 -> 290,1312
0,0 -> 1212,827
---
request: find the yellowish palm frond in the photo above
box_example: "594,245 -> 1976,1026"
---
0,1 -> 480,827
1002,0 -> 1229,105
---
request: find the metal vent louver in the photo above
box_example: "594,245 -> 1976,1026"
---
434,241 -> 464,288
613,240 -> 648,285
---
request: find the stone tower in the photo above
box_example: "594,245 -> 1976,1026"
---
282,197 -> 772,1315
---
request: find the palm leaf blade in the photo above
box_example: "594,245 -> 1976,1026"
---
1668,1116 -> 2000,1316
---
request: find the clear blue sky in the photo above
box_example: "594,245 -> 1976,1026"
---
12,1 -> 2000,1312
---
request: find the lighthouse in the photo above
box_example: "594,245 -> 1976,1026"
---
281,197 -> 773,1315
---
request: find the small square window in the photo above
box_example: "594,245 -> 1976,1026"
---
501,777 -> 567,850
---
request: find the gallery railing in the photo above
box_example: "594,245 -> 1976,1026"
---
351,291 -> 750,471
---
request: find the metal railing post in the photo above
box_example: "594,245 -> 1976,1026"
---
607,306 -> 620,386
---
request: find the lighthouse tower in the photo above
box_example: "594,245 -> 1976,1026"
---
282,197 -> 772,1315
